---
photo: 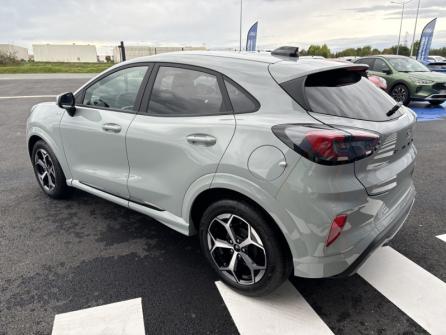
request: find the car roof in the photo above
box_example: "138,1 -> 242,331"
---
124,51 -> 365,83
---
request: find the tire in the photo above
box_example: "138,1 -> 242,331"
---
31,140 -> 70,199
390,84 -> 411,106
429,100 -> 444,106
199,199 -> 292,296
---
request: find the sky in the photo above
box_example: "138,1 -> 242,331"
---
1,0 -> 445,54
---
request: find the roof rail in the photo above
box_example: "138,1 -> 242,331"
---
271,46 -> 299,58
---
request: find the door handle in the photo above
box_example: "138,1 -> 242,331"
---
102,123 -> 122,133
186,134 -> 217,146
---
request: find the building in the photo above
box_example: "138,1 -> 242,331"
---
33,44 -> 97,62
0,44 -> 29,61
113,46 -> 206,62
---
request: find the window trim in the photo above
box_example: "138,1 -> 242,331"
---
223,76 -> 261,114
75,62 -> 153,114
139,62 -> 234,117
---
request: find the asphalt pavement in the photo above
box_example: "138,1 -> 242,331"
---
0,75 -> 445,335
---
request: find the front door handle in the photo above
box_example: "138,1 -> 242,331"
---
186,134 -> 217,146
102,123 -> 122,133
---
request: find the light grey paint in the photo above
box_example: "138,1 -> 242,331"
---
27,51 -> 417,279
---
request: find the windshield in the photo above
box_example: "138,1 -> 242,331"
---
388,58 -> 430,72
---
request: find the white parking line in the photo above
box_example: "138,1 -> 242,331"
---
51,298 -> 145,335
436,234 -> 446,243
216,281 -> 333,335
358,246 -> 446,335
0,95 -> 56,99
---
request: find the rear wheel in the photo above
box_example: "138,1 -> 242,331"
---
31,140 -> 70,199
429,100 -> 445,106
199,199 -> 291,296
390,84 -> 411,106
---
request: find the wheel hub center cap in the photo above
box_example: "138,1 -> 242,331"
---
234,244 -> 241,252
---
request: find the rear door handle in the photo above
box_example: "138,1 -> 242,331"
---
102,123 -> 122,133
186,134 -> 217,146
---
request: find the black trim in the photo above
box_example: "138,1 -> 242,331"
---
139,62 -> 237,117
78,181 -> 164,212
75,62 -> 154,114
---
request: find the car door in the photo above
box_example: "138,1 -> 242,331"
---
126,64 -> 236,216
60,64 -> 151,198
370,58 -> 393,83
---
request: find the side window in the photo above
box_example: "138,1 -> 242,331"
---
148,66 -> 224,116
373,59 -> 391,73
224,79 -> 259,114
356,58 -> 374,68
83,66 -> 148,111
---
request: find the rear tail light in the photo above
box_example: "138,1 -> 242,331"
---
272,124 -> 380,165
326,214 -> 348,247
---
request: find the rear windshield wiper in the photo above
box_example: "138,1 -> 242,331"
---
386,101 -> 403,117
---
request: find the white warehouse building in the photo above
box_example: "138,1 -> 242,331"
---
113,46 -> 206,62
33,44 -> 97,62
0,44 -> 29,61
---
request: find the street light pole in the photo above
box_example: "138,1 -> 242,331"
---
239,0 -> 243,51
391,0 -> 413,55
410,0 -> 421,57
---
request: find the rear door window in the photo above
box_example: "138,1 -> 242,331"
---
304,68 -> 401,121
148,66 -> 225,116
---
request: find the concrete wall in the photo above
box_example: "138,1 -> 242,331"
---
113,46 -> 206,62
33,44 -> 97,62
0,44 -> 29,61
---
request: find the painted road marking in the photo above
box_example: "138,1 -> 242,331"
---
358,246 -> 446,335
51,298 -> 145,335
216,281 -> 333,335
436,234 -> 446,243
0,95 -> 56,99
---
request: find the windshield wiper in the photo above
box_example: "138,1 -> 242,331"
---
387,101 -> 403,117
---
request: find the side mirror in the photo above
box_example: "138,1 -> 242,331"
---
383,69 -> 392,75
57,92 -> 76,116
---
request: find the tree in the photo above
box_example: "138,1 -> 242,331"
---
307,44 -> 331,58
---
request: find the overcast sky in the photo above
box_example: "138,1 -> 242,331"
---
1,0 -> 445,54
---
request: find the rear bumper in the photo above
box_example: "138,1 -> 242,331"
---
333,192 -> 415,277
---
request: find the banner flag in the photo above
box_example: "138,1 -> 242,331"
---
246,22 -> 258,52
417,18 -> 437,63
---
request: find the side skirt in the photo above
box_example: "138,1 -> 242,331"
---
69,179 -> 192,236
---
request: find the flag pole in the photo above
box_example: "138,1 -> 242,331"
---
239,0 -> 243,51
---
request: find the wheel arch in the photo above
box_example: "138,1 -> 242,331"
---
27,129 -> 72,180
188,185 -> 294,269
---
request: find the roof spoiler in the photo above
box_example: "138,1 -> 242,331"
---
271,46 -> 299,58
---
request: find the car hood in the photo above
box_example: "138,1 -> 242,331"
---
406,71 -> 446,82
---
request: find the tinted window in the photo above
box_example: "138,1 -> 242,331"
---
356,58 -> 375,68
304,68 -> 401,121
148,67 -> 224,116
373,59 -> 391,73
83,66 -> 147,111
388,57 -> 430,72
225,80 -> 258,113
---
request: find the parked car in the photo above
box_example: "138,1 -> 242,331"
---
27,51 -> 417,296
355,55 -> 446,106
426,61 -> 446,74
428,55 -> 446,63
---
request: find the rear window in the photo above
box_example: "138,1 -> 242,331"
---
304,68 -> 401,121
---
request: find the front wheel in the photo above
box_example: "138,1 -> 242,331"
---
31,140 -> 70,199
390,84 -> 411,106
199,199 -> 291,296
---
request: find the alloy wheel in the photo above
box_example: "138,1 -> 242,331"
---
391,85 -> 408,103
34,148 -> 56,192
207,213 -> 267,285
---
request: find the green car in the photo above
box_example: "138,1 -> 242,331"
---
355,55 -> 446,106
